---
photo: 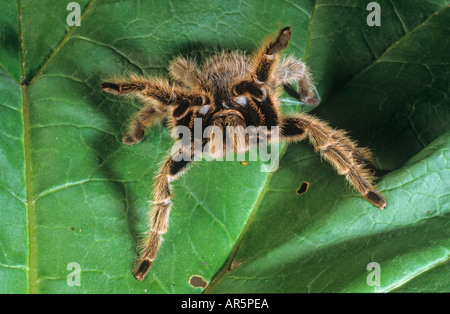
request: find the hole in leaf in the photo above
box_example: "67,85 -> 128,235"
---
296,182 -> 309,195
189,275 -> 208,289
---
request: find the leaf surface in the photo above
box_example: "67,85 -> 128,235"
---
0,0 -> 448,293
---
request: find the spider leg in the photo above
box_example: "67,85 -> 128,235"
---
134,155 -> 192,281
253,26 -> 292,84
229,29 -> 293,129
232,26 -> 291,99
275,56 -> 319,106
281,113 -> 386,209
101,76 -> 211,144
169,56 -> 207,90
101,78 -> 208,110
122,103 -> 167,145
251,96 -> 279,128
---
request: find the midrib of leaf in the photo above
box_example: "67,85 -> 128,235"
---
17,0 -> 96,294
21,83 -> 36,294
17,0 -> 36,294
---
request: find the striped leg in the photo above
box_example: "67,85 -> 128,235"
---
232,26 -> 292,100
274,56 -> 319,106
134,156 -> 191,281
281,113 -> 386,209
101,76 -> 210,144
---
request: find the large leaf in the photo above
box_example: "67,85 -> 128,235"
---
0,0 -> 448,294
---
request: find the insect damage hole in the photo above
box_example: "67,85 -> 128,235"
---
189,275 -> 208,289
296,182 -> 309,195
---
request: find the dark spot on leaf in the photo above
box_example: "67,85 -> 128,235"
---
70,227 -> 75,231
297,182 -> 309,195
189,275 -> 208,288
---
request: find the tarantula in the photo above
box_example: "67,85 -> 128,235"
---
101,27 -> 386,281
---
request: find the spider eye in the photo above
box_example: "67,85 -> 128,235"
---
234,95 -> 248,107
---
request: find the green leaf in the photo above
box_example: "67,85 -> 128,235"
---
0,0 -> 448,294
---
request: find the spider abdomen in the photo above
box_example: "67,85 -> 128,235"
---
202,51 -> 250,91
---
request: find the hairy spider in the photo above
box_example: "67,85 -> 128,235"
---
101,27 -> 386,281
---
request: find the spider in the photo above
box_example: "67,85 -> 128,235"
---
101,26 -> 386,281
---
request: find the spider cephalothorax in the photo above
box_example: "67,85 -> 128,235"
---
101,27 -> 386,281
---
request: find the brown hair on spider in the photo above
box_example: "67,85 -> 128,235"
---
101,26 -> 386,281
